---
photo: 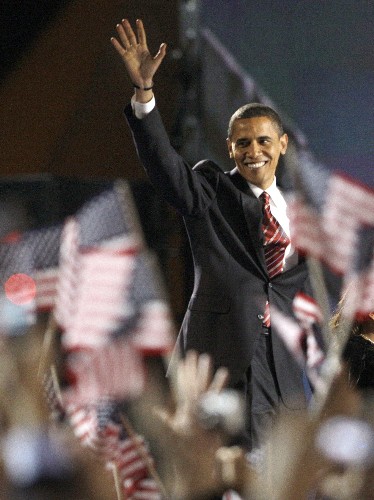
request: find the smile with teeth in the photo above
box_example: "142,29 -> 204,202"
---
244,160 -> 267,169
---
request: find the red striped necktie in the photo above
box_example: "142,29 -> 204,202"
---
260,191 -> 290,327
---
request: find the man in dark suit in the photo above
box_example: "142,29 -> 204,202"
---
111,18 -> 311,450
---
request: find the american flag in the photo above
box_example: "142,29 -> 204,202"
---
340,252 -> 374,321
76,180 -> 144,249
55,183 -> 175,354
118,250 -> 175,356
53,217 -> 79,330
293,291 -> 324,327
57,235 -> 174,353
271,292 -> 325,388
67,402 -> 161,499
54,184 -> 144,333
0,224 -> 61,313
42,371 -> 66,422
289,172 -> 374,274
129,478 -> 161,500
63,339 -> 145,406
52,182 -> 174,498
289,168 -> 374,319
60,239 -> 140,351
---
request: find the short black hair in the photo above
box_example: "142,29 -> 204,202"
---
227,103 -> 284,138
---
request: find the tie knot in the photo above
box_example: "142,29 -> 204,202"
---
260,191 -> 270,206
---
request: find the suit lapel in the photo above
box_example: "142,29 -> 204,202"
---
228,168 -> 268,276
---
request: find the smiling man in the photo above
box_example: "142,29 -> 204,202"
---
112,18 -> 312,452
226,106 -> 288,189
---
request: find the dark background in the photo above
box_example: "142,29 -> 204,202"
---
200,0 -> 373,185
1,1 -> 372,182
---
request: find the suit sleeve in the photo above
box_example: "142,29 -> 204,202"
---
124,104 -> 218,216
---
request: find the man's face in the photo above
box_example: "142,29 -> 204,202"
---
226,116 -> 288,189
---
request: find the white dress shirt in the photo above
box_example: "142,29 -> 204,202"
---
131,94 -> 156,118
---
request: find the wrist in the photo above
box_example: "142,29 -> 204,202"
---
134,88 -> 154,104
132,81 -> 153,91
132,80 -> 154,103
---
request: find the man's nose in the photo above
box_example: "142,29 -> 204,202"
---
246,141 -> 261,157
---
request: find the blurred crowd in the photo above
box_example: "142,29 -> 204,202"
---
0,303 -> 373,499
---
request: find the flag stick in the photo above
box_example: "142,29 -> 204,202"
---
38,314 -> 58,380
114,179 -> 146,248
120,413 -> 167,498
310,314 -> 354,416
305,257 -> 333,349
50,363 -> 63,405
112,464 -> 126,500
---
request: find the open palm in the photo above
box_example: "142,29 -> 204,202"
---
111,19 -> 166,89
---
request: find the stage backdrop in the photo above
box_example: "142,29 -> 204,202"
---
199,0 -> 373,186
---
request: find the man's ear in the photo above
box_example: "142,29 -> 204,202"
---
280,133 -> 288,155
226,138 -> 233,158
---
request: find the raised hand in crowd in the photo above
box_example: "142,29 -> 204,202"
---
152,350 -> 234,499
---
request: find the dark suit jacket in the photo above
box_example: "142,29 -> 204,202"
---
125,104 -> 310,410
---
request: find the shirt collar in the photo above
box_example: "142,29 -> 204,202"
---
249,177 -> 274,198
248,177 -> 286,210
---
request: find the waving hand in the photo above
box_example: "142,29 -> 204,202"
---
111,19 -> 166,92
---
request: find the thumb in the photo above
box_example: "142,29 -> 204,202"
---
154,43 -> 167,63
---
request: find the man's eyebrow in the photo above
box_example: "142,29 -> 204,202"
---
236,135 -> 273,144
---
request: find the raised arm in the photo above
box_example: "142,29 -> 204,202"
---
152,351 -> 231,498
111,18 -> 167,103
111,18 -> 216,215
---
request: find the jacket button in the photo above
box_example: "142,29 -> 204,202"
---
268,283 -> 273,288
257,314 -> 264,320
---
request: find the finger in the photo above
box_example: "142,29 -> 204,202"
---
116,22 -> 131,50
153,43 -> 167,67
110,36 -> 126,57
209,366 -> 230,393
151,44 -> 167,76
136,19 -> 147,47
196,353 -> 213,394
122,18 -> 138,47
174,351 -> 193,404
182,350 -> 199,400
